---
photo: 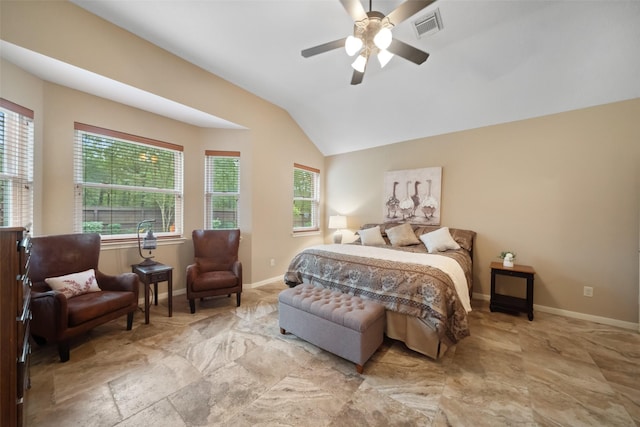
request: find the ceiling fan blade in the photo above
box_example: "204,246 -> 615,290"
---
351,69 -> 365,85
386,0 -> 436,25
387,39 -> 429,65
301,38 -> 348,58
340,0 -> 368,22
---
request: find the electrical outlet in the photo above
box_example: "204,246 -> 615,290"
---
270,258 -> 275,267
583,286 -> 593,297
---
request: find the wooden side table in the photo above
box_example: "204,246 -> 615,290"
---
132,263 -> 173,324
490,261 -> 535,321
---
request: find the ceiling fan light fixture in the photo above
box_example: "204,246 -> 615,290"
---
377,49 -> 394,68
345,35 -> 363,56
301,0 -> 433,85
373,27 -> 392,50
351,54 -> 367,72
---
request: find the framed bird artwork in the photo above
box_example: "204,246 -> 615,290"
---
383,167 -> 442,225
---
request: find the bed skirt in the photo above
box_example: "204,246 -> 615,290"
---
385,310 -> 447,359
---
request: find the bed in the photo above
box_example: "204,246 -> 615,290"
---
284,222 -> 476,359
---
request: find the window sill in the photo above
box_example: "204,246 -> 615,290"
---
291,230 -> 321,237
101,237 -> 186,251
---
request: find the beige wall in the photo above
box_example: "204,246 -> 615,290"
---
3,1 -> 638,326
1,1 -> 326,291
326,99 -> 640,324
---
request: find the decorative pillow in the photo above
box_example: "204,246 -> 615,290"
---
361,223 -> 385,234
45,269 -> 101,299
449,228 -> 476,252
358,225 -> 387,246
386,222 -> 420,247
419,227 -> 461,254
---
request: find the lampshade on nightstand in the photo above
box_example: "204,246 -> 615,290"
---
328,215 -> 347,244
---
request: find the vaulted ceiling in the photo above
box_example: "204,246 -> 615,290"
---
47,1 -> 640,155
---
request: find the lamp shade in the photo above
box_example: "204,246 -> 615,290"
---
377,49 -> 394,68
351,54 -> 367,73
142,228 -> 157,250
373,27 -> 392,50
345,35 -> 363,56
328,215 -> 347,230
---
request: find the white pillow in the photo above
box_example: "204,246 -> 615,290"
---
386,222 -> 420,247
45,269 -> 101,299
358,226 -> 386,246
419,227 -> 461,254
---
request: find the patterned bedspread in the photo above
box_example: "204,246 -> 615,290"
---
284,243 -> 472,345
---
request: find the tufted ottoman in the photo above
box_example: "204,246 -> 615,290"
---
278,284 -> 385,374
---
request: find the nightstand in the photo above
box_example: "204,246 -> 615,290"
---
490,261 -> 535,321
132,263 -> 173,324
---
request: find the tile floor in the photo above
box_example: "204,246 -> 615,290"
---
25,282 -> 640,426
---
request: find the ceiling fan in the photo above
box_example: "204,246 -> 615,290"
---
301,0 -> 436,85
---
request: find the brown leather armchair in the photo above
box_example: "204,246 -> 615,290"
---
28,233 -> 140,362
186,229 -> 242,313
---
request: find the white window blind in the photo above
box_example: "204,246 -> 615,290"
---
293,163 -> 320,232
205,150 -> 240,229
0,98 -> 34,230
74,123 -> 183,239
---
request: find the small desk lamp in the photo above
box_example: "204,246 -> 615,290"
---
328,215 -> 347,244
137,219 -> 158,266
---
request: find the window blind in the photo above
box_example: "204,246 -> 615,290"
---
73,123 -> 183,239
205,150 -> 240,229
0,98 -> 34,230
293,163 -> 320,232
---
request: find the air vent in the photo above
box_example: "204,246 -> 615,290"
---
413,8 -> 443,38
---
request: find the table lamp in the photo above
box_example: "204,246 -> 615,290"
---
328,215 -> 347,244
137,219 -> 158,266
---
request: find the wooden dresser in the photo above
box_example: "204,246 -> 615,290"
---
0,227 -> 31,427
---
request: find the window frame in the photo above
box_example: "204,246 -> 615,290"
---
292,163 -> 320,233
73,122 -> 184,241
0,98 -> 34,230
204,150 -> 240,230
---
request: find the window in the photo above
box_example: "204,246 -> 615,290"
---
292,163 -> 320,232
0,99 -> 34,229
205,150 -> 240,229
74,123 -> 183,239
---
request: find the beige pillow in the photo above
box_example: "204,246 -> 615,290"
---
45,269 -> 101,299
358,225 -> 386,246
386,223 -> 420,247
449,228 -> 475,252
419,227 -> 461,254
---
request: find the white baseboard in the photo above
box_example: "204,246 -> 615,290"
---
145,287 -> 638,331
138,287 -> 185,305
247,275 -> 285,289
137,275 -> 284,305
473,292 -> 639,331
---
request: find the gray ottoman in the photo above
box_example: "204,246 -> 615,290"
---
279,284 -> 385,374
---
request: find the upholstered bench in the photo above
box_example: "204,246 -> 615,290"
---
278,284 -> 385,374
